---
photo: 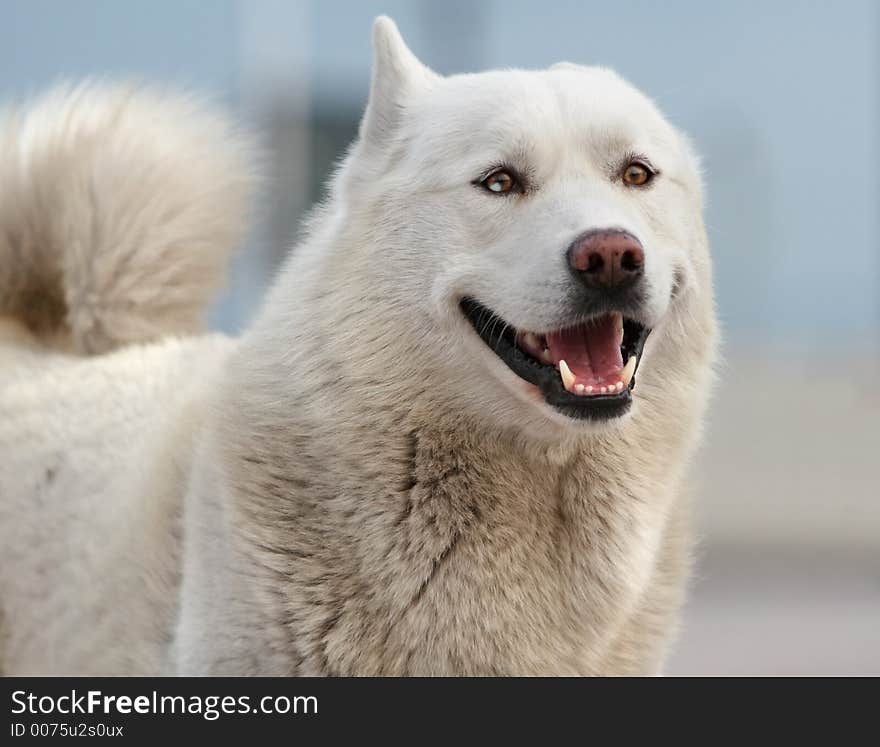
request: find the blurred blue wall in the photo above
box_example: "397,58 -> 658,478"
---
2,0 -> 878,349
0,0 -> 239,97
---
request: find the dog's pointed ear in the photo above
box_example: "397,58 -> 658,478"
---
360,17 -> 437,147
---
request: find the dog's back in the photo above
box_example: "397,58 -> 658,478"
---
0,84 -> 254,673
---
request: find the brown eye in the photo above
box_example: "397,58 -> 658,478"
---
622,161 -> 654,187
482,169 -> 518,194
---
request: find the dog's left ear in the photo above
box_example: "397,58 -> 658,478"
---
359,17 -> 438,148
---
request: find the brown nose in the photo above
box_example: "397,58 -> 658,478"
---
567,229 -> 645,291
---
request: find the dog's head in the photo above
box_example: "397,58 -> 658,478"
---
335,18 -> 713,432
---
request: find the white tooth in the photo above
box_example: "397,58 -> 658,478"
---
575,384 -> 585,394
620,355 -> 637,388
585,386 -> 593,394
615,313 -> 624,337
523,332 -> 540,350
600,386 -> 608,394
558,359 -> 576,392
615,381 -> 624,392
542,349 -> 552,362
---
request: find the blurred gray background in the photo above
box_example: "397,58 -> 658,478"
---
2,0 -> 877,674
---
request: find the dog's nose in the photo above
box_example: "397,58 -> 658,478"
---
567,229 -> 644,291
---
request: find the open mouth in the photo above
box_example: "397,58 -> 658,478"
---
460,298 -> 650,420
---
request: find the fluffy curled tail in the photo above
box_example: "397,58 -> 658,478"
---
0,82 -> 256,354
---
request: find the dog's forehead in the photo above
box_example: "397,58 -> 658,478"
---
411,65 -> 673,154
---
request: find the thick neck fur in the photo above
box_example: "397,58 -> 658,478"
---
209,206 -> 715,675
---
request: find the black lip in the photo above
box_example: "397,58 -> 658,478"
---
459,298 -> 651,421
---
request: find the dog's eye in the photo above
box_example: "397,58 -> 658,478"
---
481,169 -> 519,194
622,161 -> 655,187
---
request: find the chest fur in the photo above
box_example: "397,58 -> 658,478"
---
227,423 -> 673,675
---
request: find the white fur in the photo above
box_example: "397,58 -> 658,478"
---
0,81 -> 255,354
0,18 -> 717,675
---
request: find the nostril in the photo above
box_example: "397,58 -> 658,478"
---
586,252 -> 604,274
620,249 -> 643,273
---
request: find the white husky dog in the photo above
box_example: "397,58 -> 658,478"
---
0,18 -> 716,675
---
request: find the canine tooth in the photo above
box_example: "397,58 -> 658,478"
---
615,313 -> 624,337
558,359 -> 575,392
523,332 -> 540,349
575,384 -> 585,394
620,355 -> 637,388
542,349 -> 552,362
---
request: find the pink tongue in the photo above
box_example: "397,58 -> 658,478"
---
546,315 -> 623,386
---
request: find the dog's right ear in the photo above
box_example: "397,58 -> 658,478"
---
359,17 -> 438,148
